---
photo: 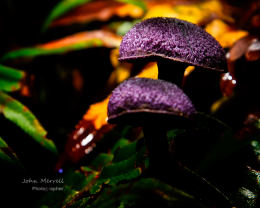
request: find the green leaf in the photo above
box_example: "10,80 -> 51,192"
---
37,168 -> 91,208
112,139 -> 138,162
0,91 -> 57,154
115,0 -> 147,12
88,178 -> 206,208
1,40 -> 103,61
39,134 -> 146,207
0,136 -> 21,165
42,0 -> 146,31
0,64 -> 25,92
114,20 -> 140,36
42,0 -> 93,31
2,30 -> 121,61
65,197 -> 90,208
64,169 -> 89,190
37,185 -> 74,208
90,138 -> 148,193
111,137 -> 130,154
89,153 -> 114,171
99,157 -> 142,185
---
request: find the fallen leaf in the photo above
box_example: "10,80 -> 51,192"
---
43,0 -> 93,30
182,66 -> 195,86
144,0 -> 233,25
226,35 -> 260,88
2,30 -> 121,61
227,36 -> 253,63
58,97 -> 113,164
50,0 -> 145,28
108,49 -> 132,85
61,119 -> 114,164
144,4 -> 176,19
205,19 -> 248,48
184,66 -> 195,77
40,30 -> 121,49
245,39 -> 260,61
108,49 -> 158,86
109,66 -> 132,85
136,62 -> 158,79
83,96 -> 110,130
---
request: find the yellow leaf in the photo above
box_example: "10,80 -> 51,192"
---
184,66 -> 195,77
116,4 -> 144,19
110,48 -> 120,68
144,0 -> 233,25
211,96 -> 229,113
144,4 -> 178,19
205,19 -> 248,48
83,97 -> 110,130
136,62 -> 158,79
108,49 -> 132,85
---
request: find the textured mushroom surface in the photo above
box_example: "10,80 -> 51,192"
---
107,78 -> 196,123
119,17 -> 226,71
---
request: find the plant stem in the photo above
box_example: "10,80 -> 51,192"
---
143,125 -> 174,180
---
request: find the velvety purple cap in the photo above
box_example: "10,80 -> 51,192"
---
119,17 -> 227,71
107,78 -> 196,124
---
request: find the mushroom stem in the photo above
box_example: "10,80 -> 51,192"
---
157,60 -> 187,87
143,125 -> 175,179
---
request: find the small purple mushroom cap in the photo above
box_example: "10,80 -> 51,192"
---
107,78 -> 196,124
119,17 -> 227,71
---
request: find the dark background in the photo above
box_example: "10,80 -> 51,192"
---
0,0 -> 58,56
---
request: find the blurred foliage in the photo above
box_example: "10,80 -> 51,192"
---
0,0 -> 260,207
0,63 -> 57,162
1,30 -> 121,61
43,0 -> 93,30
0,64 -> 25,92
0,91 -> 57,154
144,0 -> 232,24
0,136 -> 21,166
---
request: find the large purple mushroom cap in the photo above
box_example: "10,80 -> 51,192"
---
119,17 -> 227,71
107,78 -> 196,124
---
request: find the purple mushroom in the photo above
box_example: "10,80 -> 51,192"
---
107,77 -> 196,177
119,17 -> 227,86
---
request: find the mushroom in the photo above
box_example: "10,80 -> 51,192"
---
119,17 -> 227,87
107,77 -> 196,178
